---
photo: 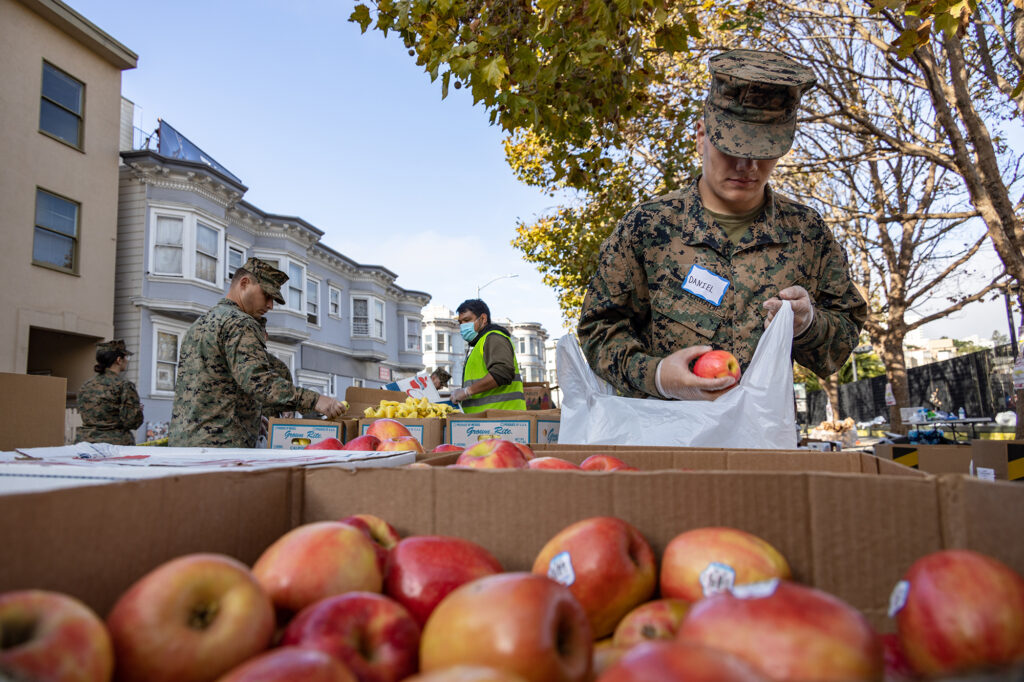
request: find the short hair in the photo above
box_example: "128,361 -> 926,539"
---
232,266 -> 253,284
94,349 -> 122,374
456,299 -> 490,321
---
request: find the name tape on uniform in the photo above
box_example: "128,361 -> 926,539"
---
683,264 -> 730,306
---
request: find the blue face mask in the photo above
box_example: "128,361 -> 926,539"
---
460,321 -> 478,342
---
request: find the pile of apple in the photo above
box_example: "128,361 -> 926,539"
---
439,438 -> 638,471
4,507 -> 1023,682
305,419 -> 463,458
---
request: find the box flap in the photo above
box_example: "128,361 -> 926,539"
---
937,475 -> 1024,576
0,373 -> 66,450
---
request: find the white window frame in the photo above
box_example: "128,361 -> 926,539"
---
266,342 -> 295,377
436,332 -> 447,353
351,294 -> 386,341
306,276 -> 321,327
150,318 -> 190,398
328,285 -> 342,319
148,206 -> 225,288
423,332 -> 433,352
352,377 -> 364,388
296,370 -> 329,395
226,241 -> 246,281
405,316 -> 421,352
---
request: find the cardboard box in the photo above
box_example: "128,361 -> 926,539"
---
345,386 -> 410,418
359,418 -> 445,453
2,459 -> 1020,634
523,382 -> 553,410
267,418 -> 345,449
971,439 -> 1024,481
0,373 -> 67,450
447,411 -> 536,447
874,443 -> 1008,480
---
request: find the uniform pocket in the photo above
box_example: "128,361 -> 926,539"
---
651,286 -> 724,340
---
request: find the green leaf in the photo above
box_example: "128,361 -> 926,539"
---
349,4 -> 373,32
441,70 -> 451,99
481,55 -> 509,88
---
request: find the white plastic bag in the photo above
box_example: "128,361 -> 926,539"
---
558,301 -> 797,448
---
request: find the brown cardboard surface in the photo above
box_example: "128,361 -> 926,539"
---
0,468 -> 296,616
875,443 -> 1007,479
971,439 -> 1024,481
938,475 -> 1024,572
358,418 -> 445,452
0,373 -> 67,450
344,387 -> 410,417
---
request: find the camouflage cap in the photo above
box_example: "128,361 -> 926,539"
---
97,339 -> 132,356
704,49 -> 816,160
240,257 -> 287,305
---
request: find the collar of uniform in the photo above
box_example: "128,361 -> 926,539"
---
685,178 -> 791,252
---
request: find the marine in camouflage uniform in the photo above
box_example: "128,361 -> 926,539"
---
258,315 -> 297,419
169,258 -> 321,447
77,339 -> 144,445
578,49 -> 868,399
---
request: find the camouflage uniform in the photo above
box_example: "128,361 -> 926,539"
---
169,259 -> 320,447
577,49 -> 868,398
260,317 -> 296,418
77,344 -> 144,446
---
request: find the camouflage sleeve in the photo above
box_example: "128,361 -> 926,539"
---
793,228 -> 868,378
120,380 -> 144,431
577,212 -> 661,398
222,317 -> 320,412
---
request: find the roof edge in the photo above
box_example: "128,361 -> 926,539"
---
17,0 -> 138,70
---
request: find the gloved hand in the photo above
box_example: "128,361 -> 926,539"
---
763,285 -> 814,337
655,346 -> 738,401
315,395 -> 348,419
450,387 -> 472,403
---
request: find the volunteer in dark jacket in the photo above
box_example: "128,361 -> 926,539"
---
450,299 -> 526,413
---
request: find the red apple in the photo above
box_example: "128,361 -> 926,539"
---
591,639 -> 629,679
365,419 -> 412,440
282,591 -> 420,682
660,527 -> 791,603
432,444 -> 464,453
252,521 -> 383,615
528,456 -> 582,470
677,579 -> 882,681
404,666 -> 529,681
339,514 -> 402,574
384,535 -> 503,627
598,640 -> 767,682
456,439 -> 529,469
106,553 -> 275,682
579,455 -> 630,472
612,598 -> 691,648
692,349 -> 741,381
513,442 -> 535,460
420,572 -> 592,682
215,646 -> 357,682
0,589 -> 113,682
891,549 -> 1024,677
341,435 -> 381,451
532,516 -> 656,639
879,633 -> 915,682
306,437 -> 345,450
378,436 -> 425,454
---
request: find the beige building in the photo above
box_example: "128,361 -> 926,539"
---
0,0 -> 136,395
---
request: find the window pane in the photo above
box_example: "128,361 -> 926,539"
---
195,253 -> 217,283
375,319 -> 384,337
436,333 -> 445,352
289,263 -> 303,281
155,216 -> 183,245
42,64 -> 82,113
154,246 -> 182,273
156,364 -> 175,392
32,228 -> 75,268
36,190 -> 77,236
157,332 -> 178,362
307,280 -> 318,308
353,299 -> 367,317
196,223 -> 217,255
39,100 -> 80,146
374,300 -> 384,319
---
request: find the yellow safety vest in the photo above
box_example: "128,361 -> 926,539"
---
462,329 -> 526,413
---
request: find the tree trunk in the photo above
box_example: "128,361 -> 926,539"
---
820,374 -> 841,422
880,334 -> 910,434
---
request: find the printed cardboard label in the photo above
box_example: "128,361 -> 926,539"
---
448,419 -> 533,447
269,422 -> 343,450
975,466 -> 996,481
537,419 -> 560,445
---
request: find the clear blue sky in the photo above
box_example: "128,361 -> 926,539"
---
70,0 -> 1017,345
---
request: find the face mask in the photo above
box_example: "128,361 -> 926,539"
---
460,321 -> 478,342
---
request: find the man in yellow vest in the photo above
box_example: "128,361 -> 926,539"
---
450,299 -> 526,413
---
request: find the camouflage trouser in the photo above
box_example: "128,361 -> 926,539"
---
76,426 -> 135,446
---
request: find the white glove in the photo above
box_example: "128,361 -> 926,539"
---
450,387 -> 472,403
763,286 -> 814,337
655,346 -> 738,401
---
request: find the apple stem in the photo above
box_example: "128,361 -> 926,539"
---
188,602 -> 220,630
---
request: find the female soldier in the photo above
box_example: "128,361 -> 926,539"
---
77,339 -> 144,445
